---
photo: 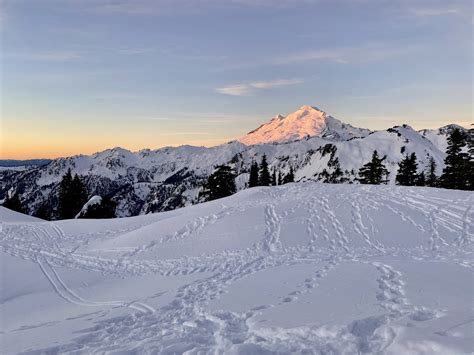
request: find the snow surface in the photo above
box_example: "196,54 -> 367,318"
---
1,183 -> 472,354
0,207 -> 42,223
239,105 -> 371,145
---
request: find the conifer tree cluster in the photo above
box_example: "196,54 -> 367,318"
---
248,155 -> 294,188
425,157 -> 437,187
358,150 -> 389,184
2,191 -> 26,214
58,169 -> 88,219
201,165 -> 236,202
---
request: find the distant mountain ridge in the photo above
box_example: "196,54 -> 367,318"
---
0,105 -> 468,219
0,159 -> 51,167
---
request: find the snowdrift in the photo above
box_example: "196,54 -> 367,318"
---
0,183 -> 472,354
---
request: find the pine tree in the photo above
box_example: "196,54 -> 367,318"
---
2,192 -> 26,214
324,158 -> 344,184
34,202 -> 50,220
440,128 -> 469,190
271,168 -> 277,186
201,165 -> 236,201
248,161 -> 259,188
258,155 -> 271,186
58,170 -> 88,219
358,150 -> 389,185
396,153 -> 418,186
426,156 -> 437,187
467,126 -> 474,190
283,166 -> 295,184
416,172 -> 426,186
277,171 -> 283,186
58,169 -> 74,219
71,174 -> 88,211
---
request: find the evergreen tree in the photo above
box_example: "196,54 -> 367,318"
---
248,161 -> 259,188
271,168 -> 277,186
416,172 -> 426,186
358,150 -> 389,185
396,153 -> 418,186
277,171 -> 283,186
80,197 -> 116,219
426,156 -> 437,187
324,158 -> 344,184
258,155 -> 271,186
201,165 -> 236,201
283,166 -> 295,184
467,127 -> 474,190
2,192 -> 26,214
58,169 -> 74,219
72,174 -> 88,209
34,203 -> 51,220
58,170 -> 88,219
440,128 -> 469,190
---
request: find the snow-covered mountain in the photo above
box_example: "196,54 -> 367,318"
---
1,183 -> 472,353
0,105 -> 467,218
418,124 -> 467,152
239,105 -> 371,145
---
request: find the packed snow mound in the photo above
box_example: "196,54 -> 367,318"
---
1,183 -> 472,354
239,105 -> 371,145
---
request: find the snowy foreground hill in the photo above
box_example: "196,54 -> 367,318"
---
1,183 -> 473,354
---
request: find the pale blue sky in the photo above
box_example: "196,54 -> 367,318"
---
1,0 -> 472,158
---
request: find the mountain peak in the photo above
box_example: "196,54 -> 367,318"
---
238,105 -> 371,145
298,105 -> 324,113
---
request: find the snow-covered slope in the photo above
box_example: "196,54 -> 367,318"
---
0,206 -> 42,223
418,124 -> 467,152
1,183 -> 472,353
239,105 -> 371,145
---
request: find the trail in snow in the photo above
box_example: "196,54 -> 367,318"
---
0,183 -> 472,354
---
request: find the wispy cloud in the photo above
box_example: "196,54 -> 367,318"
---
216,78 -> 303,96
71,0 -> 317,15
276,44 -> 412,65
408,6 -> 461,18
7,50 -> 85,62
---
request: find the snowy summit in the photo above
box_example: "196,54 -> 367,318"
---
239,105 -> 371,145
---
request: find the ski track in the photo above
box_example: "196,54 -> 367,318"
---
1,184 -> 472,354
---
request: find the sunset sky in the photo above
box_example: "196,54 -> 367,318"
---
1,0 -> 472,159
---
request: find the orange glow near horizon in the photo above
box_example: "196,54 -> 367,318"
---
0,136 -> 234,160
2,114 -> 471,160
